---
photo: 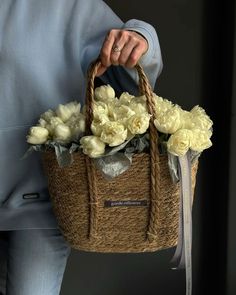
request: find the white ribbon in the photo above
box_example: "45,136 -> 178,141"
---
170,151 -> 193,295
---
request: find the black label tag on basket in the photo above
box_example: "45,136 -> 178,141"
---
22,193 -> 40,199
104,200 -> 148,207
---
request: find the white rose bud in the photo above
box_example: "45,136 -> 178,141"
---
167,129 -> 193,156
127,113 -> 150,135
55,101 -> 81,122
94,85 -> 115,102
190,128 -> 212,152
80,135 -> 105,158
53,124 -> 72,143
27,126 -> 49,144
154,106 -> 183,134
100,121 -> 127,147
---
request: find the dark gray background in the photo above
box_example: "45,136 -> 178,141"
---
61,1 -> 236,294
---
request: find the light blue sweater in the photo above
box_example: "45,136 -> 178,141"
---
0,0 -> 163,230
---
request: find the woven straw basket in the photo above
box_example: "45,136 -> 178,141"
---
42,60 -> 198,253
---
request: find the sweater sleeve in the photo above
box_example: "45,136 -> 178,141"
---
80,0 -> 163,94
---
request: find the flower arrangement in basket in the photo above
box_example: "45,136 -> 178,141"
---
25,60 -> 213,255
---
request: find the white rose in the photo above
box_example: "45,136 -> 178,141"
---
94,85 -> 115,102
93,101 -> 109,119
127,113 -> 150,135
119,92 -> 134,105
182,111 -> 196,129
46,116 -> 64,135
112,105 -> 135,123
55,101 -> 81,122
100,121 -> 127,147
91,113 -> 110,136
40,109 -> 55,122
167,129 -> 193,156
190,128 -> 212,152
53,124 -> 72,143
154,106 -> 183,134
131,95 -> 147,105
130,102 -> 148,115
27,126 -> 49,144
127,95 -> 148,115
190,105 -> 213,130
80,135 -> 105,158
153,94 -> 173,115
107,100 -> 119,118
66,113 -> 86,140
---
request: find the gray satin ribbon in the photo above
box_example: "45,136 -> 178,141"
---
170,151 -> 192,295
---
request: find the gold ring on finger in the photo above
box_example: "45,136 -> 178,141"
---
112,44 -> 121,52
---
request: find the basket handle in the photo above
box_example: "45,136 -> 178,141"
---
84,58 -> 161,242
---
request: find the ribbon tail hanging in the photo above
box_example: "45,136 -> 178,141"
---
170,151 -> 193,295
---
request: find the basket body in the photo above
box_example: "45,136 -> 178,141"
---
42,150 -> 198,253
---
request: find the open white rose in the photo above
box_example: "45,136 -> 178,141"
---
106,100 -> 119,118
80,135 -> 105,158
190,106 -> 213,130
129,95 -> 148,114
182,111 -> 195,129
129,102 -> 148,115
100,121 -> 127,147
129,95 -> 148,115
167,129 -> 193,156
119,92 -> 134,105
153,94 -> 173,115
93,101 -> 109,119
91,113 -> 110,136
127,113 -> 150,135
112,105 -> 135,123
27,126 -> 49,144
55,101 -> 81,122
53,124 -> 72,143
154,106 -> 183,134
190,128 -> 212,152
94,85 -> 115,102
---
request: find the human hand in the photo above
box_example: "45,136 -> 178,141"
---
96,29 -> 148,76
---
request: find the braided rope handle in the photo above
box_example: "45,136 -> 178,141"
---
85,58 -> 161,242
